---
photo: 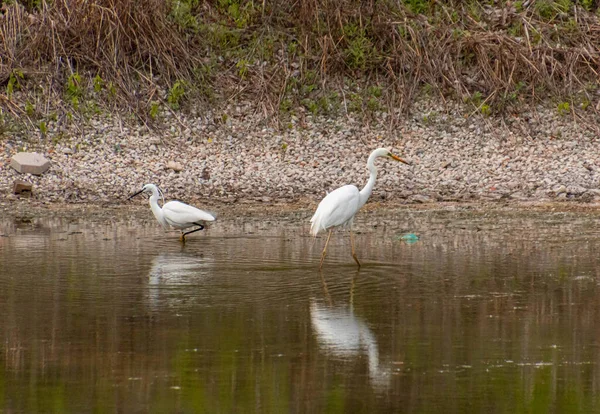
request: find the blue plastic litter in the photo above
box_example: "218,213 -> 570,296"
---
399,233 -> 419,244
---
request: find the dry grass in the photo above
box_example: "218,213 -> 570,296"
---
0,0 -> 599,131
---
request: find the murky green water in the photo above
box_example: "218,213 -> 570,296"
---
2,208 -> 600,413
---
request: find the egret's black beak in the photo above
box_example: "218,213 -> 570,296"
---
128,189 -> 145,201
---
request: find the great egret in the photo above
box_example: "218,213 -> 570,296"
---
310,148 -> 409,268
128,184 -> 216,242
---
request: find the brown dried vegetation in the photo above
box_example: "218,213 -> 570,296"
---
0,0 -> 599,129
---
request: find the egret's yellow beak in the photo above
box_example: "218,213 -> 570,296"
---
390,153 -> 410,165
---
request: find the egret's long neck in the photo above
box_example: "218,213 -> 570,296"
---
358,153 -> 378,208
148,190 -> 168,228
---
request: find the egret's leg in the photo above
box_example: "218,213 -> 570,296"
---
350,274 -> 356,308
179,233 -> 186,243
350,230 -> 361,268
181,224 -> 205,239
319,229 -> 333,270
319,272 -> 333,306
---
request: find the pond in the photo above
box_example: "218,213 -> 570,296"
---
1,207 -> 600,413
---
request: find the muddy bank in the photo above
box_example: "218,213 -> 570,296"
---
2,197 -> 600,226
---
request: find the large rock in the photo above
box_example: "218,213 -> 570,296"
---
10,152 -> 50,175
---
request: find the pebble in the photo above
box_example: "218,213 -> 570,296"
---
1,98 -> 600,205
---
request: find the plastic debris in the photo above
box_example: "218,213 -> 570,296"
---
399,233 -> 419,244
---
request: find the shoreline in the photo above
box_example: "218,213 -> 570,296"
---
2,198 -> 600,223
2,99 -> 600,211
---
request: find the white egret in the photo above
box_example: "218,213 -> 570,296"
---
128,184 -> 216,242
310,148 -> 409,268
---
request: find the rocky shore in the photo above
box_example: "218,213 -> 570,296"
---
1,99 -> 600,211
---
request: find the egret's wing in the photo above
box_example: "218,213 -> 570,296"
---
163,201 -> 216,227
310,185 -> 360,236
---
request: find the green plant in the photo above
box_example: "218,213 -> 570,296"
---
250,32 -> 276,61
301,83 -> 317,95
107,82 -> 117,98
236,59 -> 249,79
366,97 -> 380,112
285,76 -> 299,93
343,24 -> 378,70
468,91 -> 483,106
348,93 -> 363,112
287,41 -> 298,55
564,18 -> 578,33
535,0 -> 572,20
301,98 -> 318,114
25,101 -> 35,117
480,104 -> 491,116
70,96 -> 80,110
85,101 -> 102,115
52,132 -> 66,144
65,72 -> 83,99
514,1 -> 523,12
6,70 -> 24,98
367,85 -> 382,98
169,0 -> 199,31
508,21 -> 522,37
403,0 -> 429,14
149,101 -> 160,119
581,99 -> 591,110
422,111 -> 437,124
201,22 -> 241,50
557,101 -> 570,115
39,121 -> 48,137
581,0 -> 595,10
279,99 -> 293,113
93,74 -> 104,92
316,92 -> 340,114
168,80 -> 186,110
300,70 -> 317,95
422,83 -> 434,96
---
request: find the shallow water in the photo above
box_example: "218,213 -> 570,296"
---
2,208 -> 600,413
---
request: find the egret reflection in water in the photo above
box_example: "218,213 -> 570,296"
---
147,252 -> 213,309
310,273 -> 392,390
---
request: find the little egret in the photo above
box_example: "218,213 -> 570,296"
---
310,148 -> 409,268
128,184 -> 216,242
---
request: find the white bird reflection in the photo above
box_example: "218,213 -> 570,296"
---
310,274 -> 392,390
147,252 -> 212,310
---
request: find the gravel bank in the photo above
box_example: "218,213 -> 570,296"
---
1,99 -> 599,209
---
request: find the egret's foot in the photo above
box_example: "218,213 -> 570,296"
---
181,224 -> 205,240
179,234 -> 186,243
352,253 -> 361,268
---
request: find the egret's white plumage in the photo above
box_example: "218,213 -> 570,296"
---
129,183 -> 215,242
310,148 -> 409,268
310,184 -> 361,236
